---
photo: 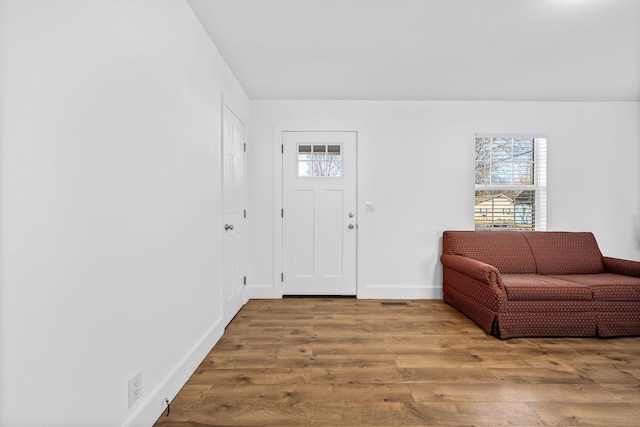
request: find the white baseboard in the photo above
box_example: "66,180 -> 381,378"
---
249,282 -> 442,300
357,284 -> 443,300
248,284 -> 282,299
123,318 -> 226,427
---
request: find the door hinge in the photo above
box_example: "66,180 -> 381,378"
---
244,142 -> 246,152
281,144 -> 284,154
281,208 -> 284,218
243,276 -> 247,286
281,272 -> 284,282
244,209 -> 247,218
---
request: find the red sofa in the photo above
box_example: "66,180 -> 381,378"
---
441,231 -> 640,339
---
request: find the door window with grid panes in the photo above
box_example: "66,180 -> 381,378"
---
297,144 -> 342,177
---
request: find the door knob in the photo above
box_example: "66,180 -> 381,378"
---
348,224 -> 355,229
224,224 -> 234,231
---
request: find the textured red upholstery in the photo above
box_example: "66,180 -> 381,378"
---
440,254 -> 503,288
595,305 -> 640,337
549,274 -> 640,301
443,267 -> 504,312
497,304 -> 596,339
441,230 -> 640,339
443,285 -> 498,334
603,256 -> 640,277
501,274 -> 592,301
522,232 -> 605,275
443,231 -> 536,274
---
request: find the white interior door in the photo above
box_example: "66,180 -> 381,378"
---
222,104 -> 246,324
282,131 -> 357,295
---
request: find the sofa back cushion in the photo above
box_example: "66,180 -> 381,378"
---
442,231 -> 537,273
522,232 -> 605,274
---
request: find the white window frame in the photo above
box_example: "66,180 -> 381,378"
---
474,133 -> 547,231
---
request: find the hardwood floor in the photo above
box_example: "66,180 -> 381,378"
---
153,298 -> 640,426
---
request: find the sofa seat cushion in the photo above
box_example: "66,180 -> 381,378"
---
502,274 -> 593,301
549,274 -> 640,301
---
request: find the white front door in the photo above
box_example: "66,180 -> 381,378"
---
282,131 -> 357,295
222,104 -> 246,324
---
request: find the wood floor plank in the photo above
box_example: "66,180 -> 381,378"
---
396,353 -> 496,369
202,383 -> 334,403
188,368 -> 312,385
313,338 -> 390,356
598,383 -> 640,403
420,401 -> 546,426
166,400 -> 311,426
154,298 -> 640,426
408,382 -> 626,403
488,367 -> 592,384
529,402 -> 640,426
310,366 -> 500,384
308,401 -> 431,426
311,354 -> 399,368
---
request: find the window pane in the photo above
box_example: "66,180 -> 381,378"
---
298,143 -> 342,177
297,145 -> 313,176
475,137 -> 536,186
313,159 -> 342,177
490,139 -> 512,162
513,138 -> 534,158
513,161 -> 533,184
490,167 -> 512,185
475,190 -> 535,230
475,164 -> 491,185
298,161 -> 312,177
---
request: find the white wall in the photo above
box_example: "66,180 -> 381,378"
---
0,1 -> 249,426
248,101 -> 640,299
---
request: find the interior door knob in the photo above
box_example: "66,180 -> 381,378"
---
224,224 -> 234,231
348,224 -> 355,229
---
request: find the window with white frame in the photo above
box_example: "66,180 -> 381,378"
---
474,135 -> 546,230
297,144 -> 342,177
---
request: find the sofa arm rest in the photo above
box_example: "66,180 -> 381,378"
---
441,253 -> 503,288
603,256 -> 640,278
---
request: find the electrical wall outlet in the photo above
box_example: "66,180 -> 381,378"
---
162,397 -> 170,416
128,372 -> 142,408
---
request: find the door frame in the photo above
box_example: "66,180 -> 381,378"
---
273,123 -> 362,298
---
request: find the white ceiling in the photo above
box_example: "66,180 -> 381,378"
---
187,0 -> 640,101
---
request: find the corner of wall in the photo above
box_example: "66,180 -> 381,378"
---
123,318 -> 226,427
